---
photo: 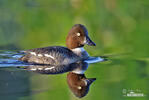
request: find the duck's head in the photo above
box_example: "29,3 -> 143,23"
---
66,24 -> 96,49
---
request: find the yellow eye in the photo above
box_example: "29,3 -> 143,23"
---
77,86 -> 82,90
77,32 -> 81,36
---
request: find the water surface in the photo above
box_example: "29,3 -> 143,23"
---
0,50 -> 148,100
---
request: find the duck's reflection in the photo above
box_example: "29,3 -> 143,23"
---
67,72 -> 96,98
19,61 -> 96,98
21,61 -> 89,74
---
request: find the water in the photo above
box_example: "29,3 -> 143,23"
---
0,50 -> 148,100
0,50 -> 108,100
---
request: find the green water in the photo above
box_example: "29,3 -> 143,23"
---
0,0 -> 149,100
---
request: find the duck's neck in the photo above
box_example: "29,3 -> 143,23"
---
71,47 -> 89,58
71,47 -> 85,54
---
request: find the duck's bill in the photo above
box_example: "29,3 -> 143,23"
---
86,78 -> 96,85
86,36 -> 96,46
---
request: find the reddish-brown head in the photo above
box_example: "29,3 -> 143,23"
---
66,24 -> 96,49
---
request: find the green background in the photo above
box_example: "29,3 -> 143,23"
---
0,0 -> 149,100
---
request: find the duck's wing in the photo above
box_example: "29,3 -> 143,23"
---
19,46 -> 80,65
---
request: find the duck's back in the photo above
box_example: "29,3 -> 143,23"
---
19,46 -> 80,65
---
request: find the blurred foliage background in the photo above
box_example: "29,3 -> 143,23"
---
0,0 -> 149,57
0,0 -> 149,100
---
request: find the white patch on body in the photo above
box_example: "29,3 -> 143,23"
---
71,47 -> 89,57
37,54 -> 43,57
71,47 -> 85,54
44,54 -> 55,59
38,68 -> 43,70
72,69 -> 85,74
44,67 -> 55,70
77,32 -> 81,36
30,52 -> 36,56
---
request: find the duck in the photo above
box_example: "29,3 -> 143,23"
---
19,24 -> 96,65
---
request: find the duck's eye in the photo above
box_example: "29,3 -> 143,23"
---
77,32 -> 81,36
77,86 -> 82,90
